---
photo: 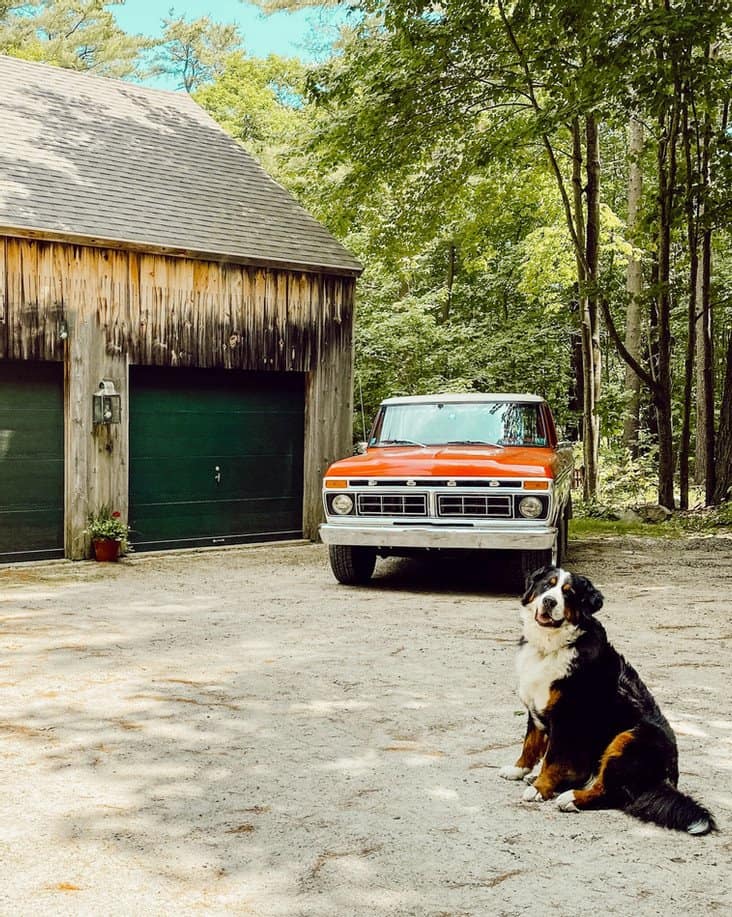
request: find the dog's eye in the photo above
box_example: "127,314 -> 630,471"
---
549,577 -> 557,587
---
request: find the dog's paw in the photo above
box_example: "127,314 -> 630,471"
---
523,772 -> 537,785
499,765 -> 531,781
556,790 -> 580,813
522,785 -> 546,803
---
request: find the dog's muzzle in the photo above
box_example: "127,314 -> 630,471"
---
534,595 -> 563,628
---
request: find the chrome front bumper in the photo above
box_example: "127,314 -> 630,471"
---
319,522 -> 556,551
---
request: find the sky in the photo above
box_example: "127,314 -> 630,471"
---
114,0 -> 339,65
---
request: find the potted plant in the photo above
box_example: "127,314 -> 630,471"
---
85,505 -> 130,561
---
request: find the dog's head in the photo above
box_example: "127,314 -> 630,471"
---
521,566 -> 603,631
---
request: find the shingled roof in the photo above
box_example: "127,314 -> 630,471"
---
0,55 -> 362,276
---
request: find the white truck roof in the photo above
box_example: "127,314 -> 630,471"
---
380,393 -> 545,406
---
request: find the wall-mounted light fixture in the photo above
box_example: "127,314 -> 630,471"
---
58,319 -> 69,341
92,380 -> 122,425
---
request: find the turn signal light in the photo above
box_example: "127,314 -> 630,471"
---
325,479 -> 348,489
524,480 -> 550,490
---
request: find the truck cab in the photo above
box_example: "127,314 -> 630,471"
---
320,393 -> 574,585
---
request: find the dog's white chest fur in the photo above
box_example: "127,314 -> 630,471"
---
517,640 -> 576,724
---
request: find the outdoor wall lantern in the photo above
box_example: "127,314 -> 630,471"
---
93,380 -> 122,425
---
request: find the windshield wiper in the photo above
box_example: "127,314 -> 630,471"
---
446,440 -> 503,446
379,438 -> 427,447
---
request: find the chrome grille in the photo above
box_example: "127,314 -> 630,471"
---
357,493 -> 427,516
438,494 -> 513,518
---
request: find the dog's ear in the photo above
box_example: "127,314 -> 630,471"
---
520,565 -> 555,606
572,574 -> 604,616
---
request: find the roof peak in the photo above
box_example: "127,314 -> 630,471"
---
0,55 -> 362,276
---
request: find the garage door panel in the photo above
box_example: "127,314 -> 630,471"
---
0,362 -> 64,562
129,367 -> 304,551
0,460 -> 66,510
129,497 -> 302,548
0,508 -> 64,555
131,454 -> 302,504
0,411 -> 64,460
131,412 -> 303,459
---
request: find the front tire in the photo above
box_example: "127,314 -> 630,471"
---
517,525 -> 560,589
328,544 -> 377,585
557,505 -> 569,564
518,544 -> 555,588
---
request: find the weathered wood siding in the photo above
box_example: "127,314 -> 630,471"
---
0,237 -> 353,370
0,236 -> 355,554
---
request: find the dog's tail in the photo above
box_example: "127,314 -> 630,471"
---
624,782 -> 716,835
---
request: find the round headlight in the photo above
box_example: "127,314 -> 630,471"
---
518,496 -> 543,519
331,493 -> 354,515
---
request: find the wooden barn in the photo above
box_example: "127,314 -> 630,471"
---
0,55 -> 361,562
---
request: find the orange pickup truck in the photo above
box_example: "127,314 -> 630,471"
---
320,393 -> 574,585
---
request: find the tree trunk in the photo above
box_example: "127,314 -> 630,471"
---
583,114 -> 602,501
679,93 -> 697,511
570,117 -> 600,502
623,116 -> 644,454
496,5 -> 603,501
697,52 -> 720,502
697,226 -> 715,501
654,98 -> 679,509
441,240 -> 457,323
713,332 -> 732,504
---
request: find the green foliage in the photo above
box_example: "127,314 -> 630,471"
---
572,500 -> 732,536
677,502 -> 732,531
569,517 -> 684,539
1,1 -> 151,77
194,52 -> 307,176
574,435 -> 657,511
154,13 -> 242,93
3,0 -> 732,509
85,505 -> 130,545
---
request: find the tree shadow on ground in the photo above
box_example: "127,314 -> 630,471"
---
1,541 -> 730,915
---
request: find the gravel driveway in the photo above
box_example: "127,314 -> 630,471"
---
1,536 -> 730,916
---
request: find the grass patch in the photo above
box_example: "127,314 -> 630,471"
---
569,517 -> 683,538
570,513 -> 732,539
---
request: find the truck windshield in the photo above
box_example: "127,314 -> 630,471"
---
371,401 -> 548,447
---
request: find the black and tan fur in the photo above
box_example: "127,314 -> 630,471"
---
500,566 -> 716,835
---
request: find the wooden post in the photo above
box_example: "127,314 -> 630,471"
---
64,305 -> 129,559
302,280 -> 354,541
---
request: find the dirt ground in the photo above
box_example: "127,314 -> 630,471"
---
0,535 -> 730,917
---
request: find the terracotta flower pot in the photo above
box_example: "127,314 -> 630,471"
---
92,538 -> 121,562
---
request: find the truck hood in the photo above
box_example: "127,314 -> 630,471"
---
326,445 -> 562,480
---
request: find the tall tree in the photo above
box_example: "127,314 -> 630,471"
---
622,116 -> 644,454
194,51 -> 306,177
300,1 -> 623,495
715,332 -> 732,503
1,1 -> 149,77
155,13 -> 242,93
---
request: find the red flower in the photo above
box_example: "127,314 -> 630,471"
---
112,511 -> 121,518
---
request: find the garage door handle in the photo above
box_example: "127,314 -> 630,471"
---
214,465 -> 221,484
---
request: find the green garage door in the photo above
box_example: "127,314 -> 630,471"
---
129,367 -> 305,551
0,362 -> 65,563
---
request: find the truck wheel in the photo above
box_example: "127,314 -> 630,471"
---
558,507 -> 569,564
328,545 -> 377,585
517,531 -> 559,590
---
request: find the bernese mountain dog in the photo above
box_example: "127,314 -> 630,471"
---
499,565 -> 716,835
